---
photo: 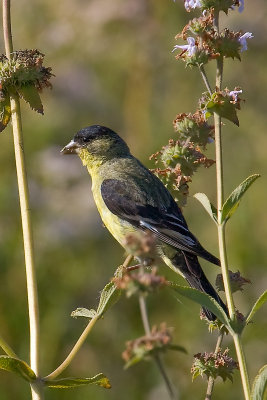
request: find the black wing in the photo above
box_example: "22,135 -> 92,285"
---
101,178 -> 219,265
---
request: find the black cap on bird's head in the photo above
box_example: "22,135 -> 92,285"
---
61,125 -> 129,157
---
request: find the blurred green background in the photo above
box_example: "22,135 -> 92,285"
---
0,0 -> 266,399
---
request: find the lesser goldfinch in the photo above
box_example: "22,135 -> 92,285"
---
62,125 -> 226,320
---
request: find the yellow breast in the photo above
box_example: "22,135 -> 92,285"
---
91,175 -> 136,248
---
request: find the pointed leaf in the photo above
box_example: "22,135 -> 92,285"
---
17,84 -> 44,114
96,265 -> 124,318
246,290 -> 267,325
208,97 -> 239,126
44,373 -> 111,389
71,308 -> 97,319
0,356 -> 36,382
194,193 -> 217,223
170,284 -> 233,333
222,174 -> 260,223
96,282 -> 121,318
0,97 -> 11,132
252,365 -> 267,400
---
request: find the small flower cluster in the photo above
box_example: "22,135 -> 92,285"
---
0,49 -> 53,131
122,231 -> 157,262
216,270 -> 251,293
199,87 -> 243,126
191,348 -> 238,382
183,0 -> 243,14
174,18 -> 253,67
122,323 -> 173,368
173,0 -> 252,68
173,111 -> 214,146
113,267 -> 167,298
150,130 -> 215,206
200,310 -> 229,334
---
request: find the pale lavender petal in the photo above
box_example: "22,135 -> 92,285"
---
239,32 -> 253,52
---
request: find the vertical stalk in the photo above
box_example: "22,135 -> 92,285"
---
213,10 -> 251,400
2,1 -> 42,398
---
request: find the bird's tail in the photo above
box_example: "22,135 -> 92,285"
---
171,251 -> 228,321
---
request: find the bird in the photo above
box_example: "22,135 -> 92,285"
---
62,124 -> 227,321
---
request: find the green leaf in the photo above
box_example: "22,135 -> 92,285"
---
0,356 -> 36,382
170,284 -> 233,333
207,96 -> 239,126
194,193 -> 217,223
17,84 -> 44,114
222,174 -> 260,223
246,290 -> 267,325
71,308 -> 97,319
44,373 -> 111,389
252,365 -> 267,400
0,97 -> 11,132
95,264 -> 124,318
124,352 -> 146,369
96,281 -> 121,318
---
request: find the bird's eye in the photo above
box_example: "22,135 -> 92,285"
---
82,137 -> 88,142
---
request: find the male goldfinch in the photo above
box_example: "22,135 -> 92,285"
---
62,125 -> 227,320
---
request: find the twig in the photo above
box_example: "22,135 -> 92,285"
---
138,289 -> 176,399
44,255 -> 133,381
2,1 -> 42,399
199,65 -> 212,95
44,314 -> 99,381
205,331 -> 224,400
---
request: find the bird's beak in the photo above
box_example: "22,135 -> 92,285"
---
61,140 -> 79,155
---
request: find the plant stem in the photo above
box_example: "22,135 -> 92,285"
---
45,255 -> 133,381
213,11 -> 251,400
138,291 -> 176,399
199,65 -> 212,95
205,331 -> 224,400
44,314 -> 99,381
3,0 -> 41,379
0,334 -> 18,358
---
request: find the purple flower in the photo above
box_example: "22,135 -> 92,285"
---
239,32 -> 253,52
231,0 -> 244,13
229,89 -> 242,102
172,37 -> 197,56
238,0 -> 244,12
184,0 -> 202,12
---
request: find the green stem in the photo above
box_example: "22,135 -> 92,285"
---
9,94 -> 41,376
45,255 -> 133,381
138,292 -> 176,400
199,65 -> 212,95
233,334 -> 251,400
0,334 -> 18,358
44,315 -> 99,381
213,10 -> 251,400
205,331 -> 224,400
2,1 -> 42,398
